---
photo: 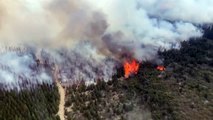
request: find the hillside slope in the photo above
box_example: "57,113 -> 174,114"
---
0,37 -> 212,120
64,38 -> 213,120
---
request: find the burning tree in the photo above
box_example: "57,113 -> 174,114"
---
123,59 -> 140,78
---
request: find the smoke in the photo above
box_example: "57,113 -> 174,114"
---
0,0 -> 213,88
138,0 -> 213,24
87,0 -> 213,60
1,0 -> 212,58
0,49 -> 52,90
39,42 -> 116,85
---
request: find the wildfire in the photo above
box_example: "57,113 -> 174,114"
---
124,59 -> 140,78
156,65 -> 166,71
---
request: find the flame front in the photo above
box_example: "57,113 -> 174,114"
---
156,65 -> 165,71
124,59 -> 139,78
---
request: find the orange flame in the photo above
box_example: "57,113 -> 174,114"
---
156,65 -> 165,71
124,59 -> 140,78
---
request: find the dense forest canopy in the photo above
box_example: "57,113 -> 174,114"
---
0,84 -> 60,120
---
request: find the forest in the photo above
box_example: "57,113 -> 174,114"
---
0,84 -> 60,120
64,29 -> 213,120
0,28 -> 212,120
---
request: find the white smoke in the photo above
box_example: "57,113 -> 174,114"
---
39,42 -> 116,85
87,0 -> 213,59
0,49 -> 52,90
0,0 -> 213,88
139,0 -> 213,24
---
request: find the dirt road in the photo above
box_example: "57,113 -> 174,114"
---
54,66 -> 66,120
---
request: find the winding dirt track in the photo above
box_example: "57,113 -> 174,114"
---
54,66 -> 66,120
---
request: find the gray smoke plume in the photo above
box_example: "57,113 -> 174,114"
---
39,42 -> 116,85
0,0 -> 213,88
87,0 -> 213,60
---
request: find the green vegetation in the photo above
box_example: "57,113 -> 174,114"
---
158,38 -> 213,120
65,38 -> 213,120
159,38 -> 213,66
64,65 -> 176,120
0,36 -> 212,120
0,84 -> 60,120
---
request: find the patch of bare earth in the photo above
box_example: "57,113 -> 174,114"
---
54,66 -> 66,120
